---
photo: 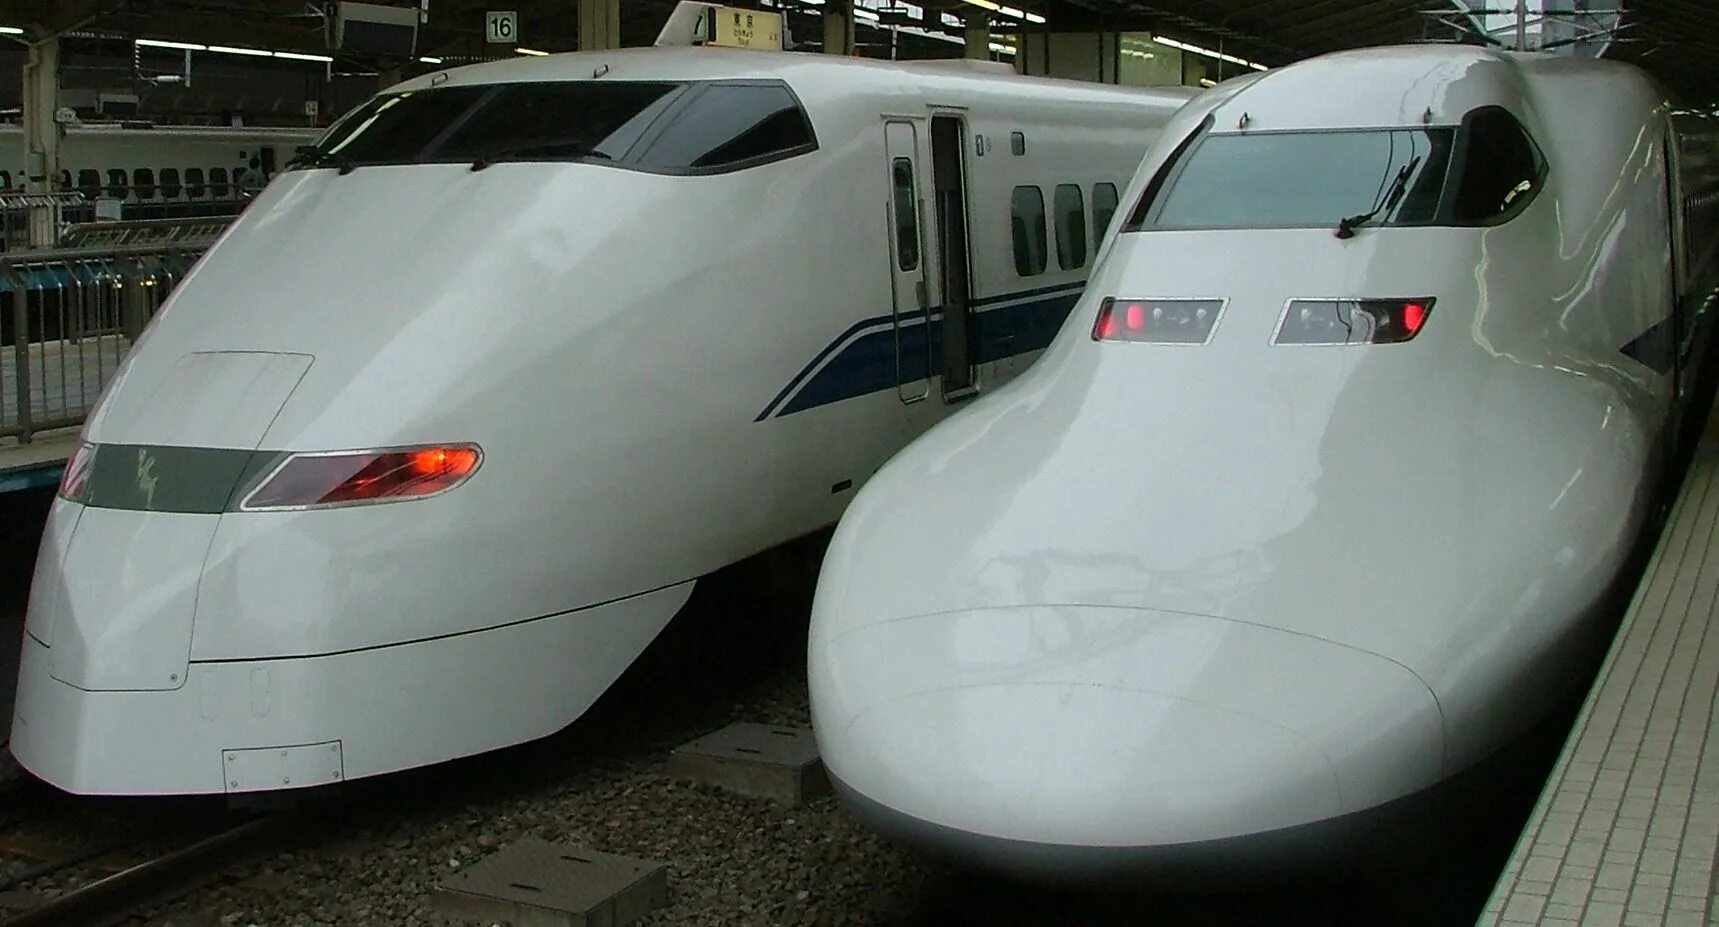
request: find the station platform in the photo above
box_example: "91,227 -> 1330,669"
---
0,428 -> 76,494
1478,428 -> 1719,925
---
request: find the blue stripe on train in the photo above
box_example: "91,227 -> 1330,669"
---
766,284 -> 1084,420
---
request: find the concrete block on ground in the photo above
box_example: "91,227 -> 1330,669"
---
667,722 -> 828,805
432,837 -> 667,927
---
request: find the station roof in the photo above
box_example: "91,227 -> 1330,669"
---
1,0 -> 1713,105
1059,0 -> 1719,105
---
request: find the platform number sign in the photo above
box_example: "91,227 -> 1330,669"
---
486,10 -> 518,44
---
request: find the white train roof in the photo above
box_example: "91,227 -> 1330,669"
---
391,45 -> 1196,114
1197,43 -> 1664,131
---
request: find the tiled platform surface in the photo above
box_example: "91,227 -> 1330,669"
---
1477,447 -> 1719,927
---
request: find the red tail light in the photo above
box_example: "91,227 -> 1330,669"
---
1274,298 -> 1436,345
57,442 -> 95,502
1092,298 -> 1225,345
241,444 -> 482,511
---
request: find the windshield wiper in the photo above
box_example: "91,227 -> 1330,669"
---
287,146 -> 358,175
470,143 -> 613,171
1336,154 -> 1421,240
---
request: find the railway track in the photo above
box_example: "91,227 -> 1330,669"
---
0,813 -> 290,927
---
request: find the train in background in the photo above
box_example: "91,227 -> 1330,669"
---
0,123 -> 320,220
808,44 -> 1719,878
9,42 -> 1195,795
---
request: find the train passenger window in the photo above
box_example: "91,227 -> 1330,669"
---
1451,107 -> 1545,223
632,83 -> 817,172
77,170 -> 100,197
160,168 -> 182,198
133,169 -> 156,199
1011,186 -> 1047,277
210,168 -> 230,198
106,169 -> 128,199
1093,183 -> 1120,240
185,168 -> 206,198
1055,184 -> 1087,270
891,158 -> 920,272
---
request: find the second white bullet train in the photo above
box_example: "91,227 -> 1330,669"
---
809,44 -> 1719,876
10,40 -> 1193,794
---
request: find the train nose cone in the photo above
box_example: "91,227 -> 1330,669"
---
811,605 -> 1443,870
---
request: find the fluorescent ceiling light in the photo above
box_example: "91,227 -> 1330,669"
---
0,26 -> 23,36
418,56 -> 444,64
208,45 -> 273,57
1200,78 -> 1216,87
1154,34 -> 1266,71
853,8 -> 880,21
274,51 -> 333,62
137,38 -> 206,50
989,41 -> 1016,55
516,47 -> 549,56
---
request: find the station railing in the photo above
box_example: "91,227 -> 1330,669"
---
1,242 -> 209,444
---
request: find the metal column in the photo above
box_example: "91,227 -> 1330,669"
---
823,1 -> 854,56
964,12 -> 990,60
579,0 -> 621,51
21,35 -> 61,250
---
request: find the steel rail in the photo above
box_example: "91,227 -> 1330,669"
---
0,814 -> 291,927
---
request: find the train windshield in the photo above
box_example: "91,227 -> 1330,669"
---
294,79 -> 817,174
1129,127 -> 1457,231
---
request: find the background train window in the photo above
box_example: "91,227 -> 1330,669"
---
892,158 -> 920,272
1092,183 -> 1119,240
210,168 -> 230,198
632,83 -> 816,171
185,168 -> 206,198
1138,128 -> 1454,230
58,169 -> 71,191
1055,183 -> 1087,270
1452,108 -> 1545,223
106,169 -> 127,199
0,171 -> 10,190
1011,185 -> 1047,277
161,168 -> 182,199
133,169 -> 156,199
77,169 -> 99,197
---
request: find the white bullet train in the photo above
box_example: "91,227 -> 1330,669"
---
808,45 -> 1719,877
9,39 -> 1194,794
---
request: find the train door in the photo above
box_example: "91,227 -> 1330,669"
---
930,114 -> 975,398
885,120 -> 932,403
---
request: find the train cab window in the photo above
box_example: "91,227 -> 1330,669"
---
1054,183 -> 1087,270
1133,127 -> 1455,230
133,169 -> 156,199
210,168 -> 230,198
1451,107 -> 1545,223
185,168 -> 206,198
106,169 -> 128,199
1093,183 -> 1120,240
295,80 -> 815,176
631,83 -> 816,172
77,169 -> 100,197
160,168 -> 182,198
1011,185 -> 1047,277
891,158 -> 920,272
